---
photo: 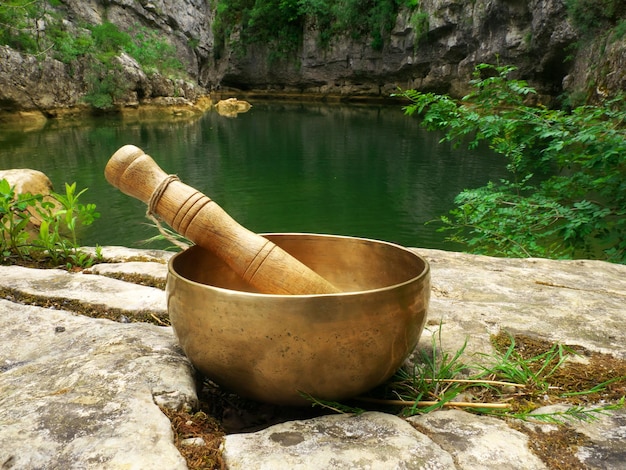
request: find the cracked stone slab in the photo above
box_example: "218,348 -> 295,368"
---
88,261 -> 169,281
1,246 -> 624,469
409,409 -> 547,469
519,405 -> 626,470
415,249 -> 626,360
0,299 -> 196,469
83,245 -> 175,264
0,265 -> 166,314
222,411 -> 456,469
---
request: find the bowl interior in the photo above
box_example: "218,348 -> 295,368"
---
171,233 -> 427,293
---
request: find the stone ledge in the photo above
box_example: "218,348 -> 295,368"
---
0,246 -> 624,469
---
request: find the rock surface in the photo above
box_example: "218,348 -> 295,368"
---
1,0 -> 623,118
0,246 -> 624,469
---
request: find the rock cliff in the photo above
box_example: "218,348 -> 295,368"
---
212,0 -> 579,100
0,0 -> 624,118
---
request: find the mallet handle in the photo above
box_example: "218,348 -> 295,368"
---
105,145 -> 339,295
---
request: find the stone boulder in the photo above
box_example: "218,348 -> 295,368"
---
215,98 -> 252,118
0,246 -> 624,469
0,169 -> 54,198
0,169 -> 56,229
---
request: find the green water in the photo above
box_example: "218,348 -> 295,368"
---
0,103 -> 508,251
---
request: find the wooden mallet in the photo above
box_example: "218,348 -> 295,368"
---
105,145 -> 339,295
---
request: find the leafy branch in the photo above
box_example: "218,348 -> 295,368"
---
398,63 -> 626,264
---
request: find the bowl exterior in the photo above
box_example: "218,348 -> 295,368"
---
166,234 -> 430,406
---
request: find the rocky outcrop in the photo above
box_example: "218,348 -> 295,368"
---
211,0 -> 579,100
0,169 -> 54,197
1,246 -> 625,468
1,0 -> 623,118
563,33 -> 626,104
0,44 -> 207,120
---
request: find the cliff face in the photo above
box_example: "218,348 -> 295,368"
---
212,0 -> 577,100
0,0 -> 623,117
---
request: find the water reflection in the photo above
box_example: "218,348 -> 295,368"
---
0,103 -> 508,250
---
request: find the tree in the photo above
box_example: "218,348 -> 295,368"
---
399,63 -> 626,263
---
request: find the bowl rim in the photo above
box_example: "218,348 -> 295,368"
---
167,232 -> 430,298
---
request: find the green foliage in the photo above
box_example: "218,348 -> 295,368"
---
0,0 -> 47,53
125,25 -> 183,75
89,21 -> 132,59
0,2 -> 184,109
0,179 -> 101,269
82,57 -> 128,110
611,19 -> 626,40
399,63 -> 626,264
49,27 -> 94,63
409,11 -> 429,45
565,0 -> 624,35
0,179 -> 42,259
214,0 -> 405,55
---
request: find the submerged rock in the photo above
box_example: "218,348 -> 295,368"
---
215,98 -> 252,118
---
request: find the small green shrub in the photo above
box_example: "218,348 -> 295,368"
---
125,25 -> 183,75
0,178 -> 101,269
611,19 -> 626,40
1,3 -> 186,109
48,27 -> 94,63
0,0 -> 43,53
410,11 -> 429,45
89,21 -> 132,55
83,58 -> 129,110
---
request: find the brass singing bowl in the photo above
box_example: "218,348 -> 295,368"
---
166,233 -> 430,406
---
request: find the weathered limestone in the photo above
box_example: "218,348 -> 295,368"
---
0,246 -> 624,469
215,98 -> 252,118
0,250 -> 195,468
3,0 -> 618,119
222,411 -> 456,469
0,168 -> 56,225
0,169 -> 54,197
417,249 -> 626,361
410,409 -> 548,469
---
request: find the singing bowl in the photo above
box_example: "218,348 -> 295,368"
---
166,233 -> 430,406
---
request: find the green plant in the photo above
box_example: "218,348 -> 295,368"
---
389,325 -> 473,415
82,58 -> 129,110
410,11 -> 429,45
473,335 -> 573,393
0,0 -> 46,53
0,179 -> 44,260
305,325 -> 626,425
1,3 -> 187,109
214,0 -> 404,55
125,25 -> 183,75
89,21 -> 132,58
565,0 -> 623,36
397,63 -> 626,264
611,18 -> 626,40
0,178 -> 101,269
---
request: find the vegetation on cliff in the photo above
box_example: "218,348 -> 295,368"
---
566,0 -> 626,36
214,0 -> 418,57
0,0 -> 183,109
400,63 -> 626,264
